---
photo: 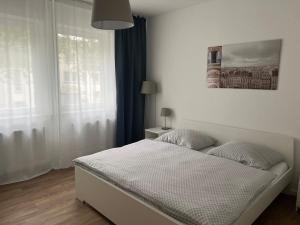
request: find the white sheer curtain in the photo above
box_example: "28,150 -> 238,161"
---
0,0 -> 57,184
0,0 -> 116,184
55,0 -> 116,168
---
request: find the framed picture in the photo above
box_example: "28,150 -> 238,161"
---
207,39 -> 282,90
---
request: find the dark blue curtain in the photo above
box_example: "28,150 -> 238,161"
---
115,16 -> 146,147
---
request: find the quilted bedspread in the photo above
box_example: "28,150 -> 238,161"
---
74,139 -> 276,225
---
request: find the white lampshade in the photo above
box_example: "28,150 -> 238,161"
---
160,108 -> 171,117
91,0 -> 134,30
141,81 -> 156,95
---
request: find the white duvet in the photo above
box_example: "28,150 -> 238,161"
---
74,139 -> 276,225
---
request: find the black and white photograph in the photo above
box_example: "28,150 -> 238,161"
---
207,39 -> 282,89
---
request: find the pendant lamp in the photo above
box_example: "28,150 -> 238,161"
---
91,0 -> 134,30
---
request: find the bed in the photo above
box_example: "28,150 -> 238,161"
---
74,120 -> 294,225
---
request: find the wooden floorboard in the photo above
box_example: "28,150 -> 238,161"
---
0,168 -> 299,225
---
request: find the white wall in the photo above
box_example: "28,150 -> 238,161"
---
147,0 -> 300,191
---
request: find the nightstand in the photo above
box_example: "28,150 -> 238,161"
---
145,127 -> 173,140
297,178 -> 300,211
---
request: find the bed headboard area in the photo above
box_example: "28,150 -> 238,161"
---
179,119 -> 294,168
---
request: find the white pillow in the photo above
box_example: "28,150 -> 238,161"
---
155,129 -> 216,150
207,141 -> 284,170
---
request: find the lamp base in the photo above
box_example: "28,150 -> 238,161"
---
161,127 -> 171,130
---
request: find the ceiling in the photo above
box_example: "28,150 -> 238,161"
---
129,0 -> 208,16
84,0 -> 209,17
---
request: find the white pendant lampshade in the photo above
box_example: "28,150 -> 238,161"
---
91,0 -> 134,30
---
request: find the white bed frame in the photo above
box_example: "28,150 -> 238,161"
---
75,119 -> 294,225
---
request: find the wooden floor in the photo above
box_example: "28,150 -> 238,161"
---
0,169 -> 299,225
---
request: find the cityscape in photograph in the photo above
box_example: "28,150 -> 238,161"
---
214,65 -> 279,90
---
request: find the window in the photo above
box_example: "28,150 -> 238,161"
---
57,32 -> 111,112
0,0 -> 116,185
0,16 -> 36,118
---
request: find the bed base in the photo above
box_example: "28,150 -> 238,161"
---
75,165 -> 293,225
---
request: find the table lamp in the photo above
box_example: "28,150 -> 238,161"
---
160,108 -> 171,130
